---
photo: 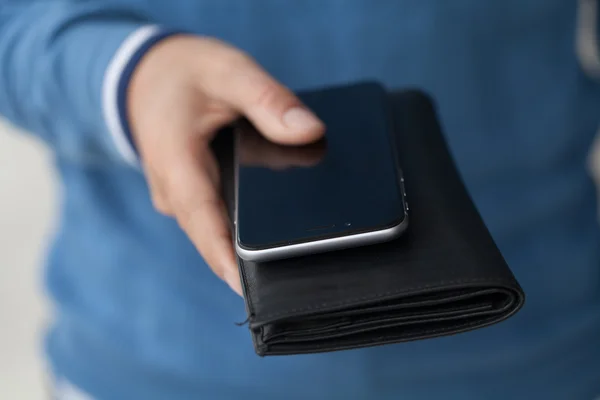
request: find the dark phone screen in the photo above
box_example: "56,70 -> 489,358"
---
236,82 -> 406,250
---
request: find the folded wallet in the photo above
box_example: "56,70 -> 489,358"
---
215,88 -> 525,356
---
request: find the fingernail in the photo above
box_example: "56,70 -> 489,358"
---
282,107 -> 323,131
225,270 -> 243,297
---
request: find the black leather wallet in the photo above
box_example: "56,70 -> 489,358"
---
215,89 -> 525,357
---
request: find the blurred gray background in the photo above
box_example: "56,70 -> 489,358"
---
0,121 -> 55,400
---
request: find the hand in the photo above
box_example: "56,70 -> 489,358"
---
128,35 -> 325,295
237,121 -> 327,170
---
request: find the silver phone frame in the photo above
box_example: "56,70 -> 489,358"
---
235,214 -> 408,262
232,127 -> 409,263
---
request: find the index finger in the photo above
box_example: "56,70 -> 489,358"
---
165,145 -> 243,296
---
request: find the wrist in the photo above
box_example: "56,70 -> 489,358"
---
127,34 -> 194,149
103,26 -> 181,166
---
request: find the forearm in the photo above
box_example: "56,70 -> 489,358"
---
0,1 -> 166,164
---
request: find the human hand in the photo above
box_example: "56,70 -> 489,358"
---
237,120 -> 326,170
128,35 -> 325,295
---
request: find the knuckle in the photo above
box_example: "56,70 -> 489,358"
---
172,194 -> 199,225
145,171 -> 173,216
216,50 -> 254,78
252,82 -> 299,114
174,205 -> 198,233
165,192 -> 197,225
253,82 -> 286,110
151,195 -> 172,216
210,264 -> 226,281
173,197 -> 217,231
164,166 -> 191,200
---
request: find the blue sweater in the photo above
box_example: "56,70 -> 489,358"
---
2,1 -> 600,399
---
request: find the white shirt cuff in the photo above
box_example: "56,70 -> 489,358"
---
102,25 -> 163,167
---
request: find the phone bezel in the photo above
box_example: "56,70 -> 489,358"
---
233,82 -> 408,262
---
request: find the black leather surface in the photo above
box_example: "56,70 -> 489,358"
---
215,89 -> 525,356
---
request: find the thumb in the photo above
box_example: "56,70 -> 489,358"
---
200,51 -> 325,145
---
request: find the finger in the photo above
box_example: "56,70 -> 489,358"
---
196,45 -> 325,145
141,158 -> 174,215
239,129 -> 325,169
165,145 -> 242,296
146,170 -> 173,215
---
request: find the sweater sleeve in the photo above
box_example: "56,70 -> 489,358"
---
0,1 -> 172,165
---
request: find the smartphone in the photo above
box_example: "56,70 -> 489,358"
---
234,82 -> 409,262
